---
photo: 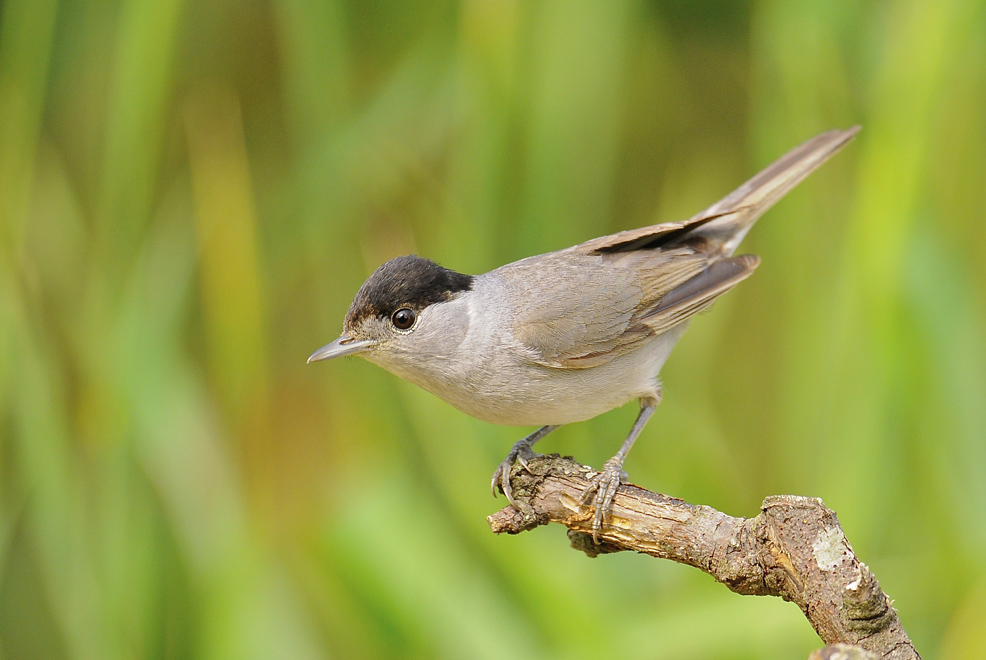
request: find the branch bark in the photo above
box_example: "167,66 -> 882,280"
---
487,454 -> 919,660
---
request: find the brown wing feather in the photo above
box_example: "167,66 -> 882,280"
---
639,255 -> 760,333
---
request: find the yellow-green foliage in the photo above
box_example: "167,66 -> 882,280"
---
1,1 -> 984,658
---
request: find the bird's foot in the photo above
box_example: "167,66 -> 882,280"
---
579,458 -> 628,543
491,443 -> 541,508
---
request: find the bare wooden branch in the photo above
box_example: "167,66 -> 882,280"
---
487,454 -> 920,660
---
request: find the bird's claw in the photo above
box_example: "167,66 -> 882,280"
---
579,458 -> 626,543
491,444 -> 540,508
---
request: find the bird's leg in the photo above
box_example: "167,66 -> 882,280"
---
491,425 -> 559,507
580,394 -> 659,543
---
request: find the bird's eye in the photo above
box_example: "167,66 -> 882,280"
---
391,308 -> 416,331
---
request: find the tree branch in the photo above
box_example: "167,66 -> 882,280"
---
487,454 -> 919,660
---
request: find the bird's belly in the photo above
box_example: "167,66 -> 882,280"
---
448,376 -> 637,426
428,329 -> 684,426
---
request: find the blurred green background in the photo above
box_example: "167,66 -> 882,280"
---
2,0 -> 985,658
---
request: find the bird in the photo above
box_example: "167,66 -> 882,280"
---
308,127 -> 859,541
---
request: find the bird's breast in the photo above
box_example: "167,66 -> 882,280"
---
425,322 -> 684,427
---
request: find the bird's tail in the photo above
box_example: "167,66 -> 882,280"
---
574,127 -> 860,257
694,126 -> 860,254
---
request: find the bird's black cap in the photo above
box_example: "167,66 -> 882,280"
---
344,255 -> 473,331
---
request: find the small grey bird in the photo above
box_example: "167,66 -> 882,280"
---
309,127 -> 859,540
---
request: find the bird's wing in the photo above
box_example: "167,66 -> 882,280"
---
504,249 -> 723,368
501,254 -> 642,368
636,254 -> 760,334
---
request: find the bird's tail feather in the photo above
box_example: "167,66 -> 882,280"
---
694,126 -> 860,254
573,127 -> 859,257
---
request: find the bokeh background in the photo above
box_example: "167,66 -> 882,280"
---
2,0 -> 985,658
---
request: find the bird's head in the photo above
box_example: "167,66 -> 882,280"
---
307,255 -> 474,369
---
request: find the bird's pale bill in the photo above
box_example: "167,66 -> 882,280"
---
307,335 -> 377,363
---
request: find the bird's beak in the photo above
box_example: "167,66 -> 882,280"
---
307,334 -> 377,363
